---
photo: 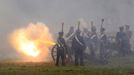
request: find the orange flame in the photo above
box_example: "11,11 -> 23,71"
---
9,22 -> 55,62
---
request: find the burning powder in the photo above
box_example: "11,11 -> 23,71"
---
9,22 -> 55,62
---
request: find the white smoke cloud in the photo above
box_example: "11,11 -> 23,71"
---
0,0 -> 134,60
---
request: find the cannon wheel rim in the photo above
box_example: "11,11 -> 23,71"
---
51,45 -> 57,63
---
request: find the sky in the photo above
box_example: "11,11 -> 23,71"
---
0,0 -> 134,60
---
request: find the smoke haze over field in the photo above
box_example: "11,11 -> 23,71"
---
0,0 -> 134,60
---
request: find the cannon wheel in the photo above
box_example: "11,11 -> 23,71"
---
51,45 -> 57,63
51,44 -> 72,64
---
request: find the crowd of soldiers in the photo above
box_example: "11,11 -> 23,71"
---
54,19 -> 133,66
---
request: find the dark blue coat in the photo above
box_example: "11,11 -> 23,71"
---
72,35 -> 86,51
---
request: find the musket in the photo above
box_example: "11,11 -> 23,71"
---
61,22 -> 64,33
78,21 -> 80,31
101,19 -> 104,29
100,19 -> 104,33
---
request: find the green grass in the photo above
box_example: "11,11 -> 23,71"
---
0,55 -> 134,75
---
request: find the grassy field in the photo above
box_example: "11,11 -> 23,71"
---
1,56 -> 134,75
0,31 -> 133,75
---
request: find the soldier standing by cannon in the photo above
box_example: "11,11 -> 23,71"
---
72,21 -> 86,66
55,23 -> 67,66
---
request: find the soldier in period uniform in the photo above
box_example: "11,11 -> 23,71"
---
72,30 -> 86,66
72,22 -> 86,66
56,32 -> 67,66
89,25 -> 98,60
99,28 -> 108,64
125,25 -> 132,54
116,26 -> 128,56
56,23 -> 67,66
